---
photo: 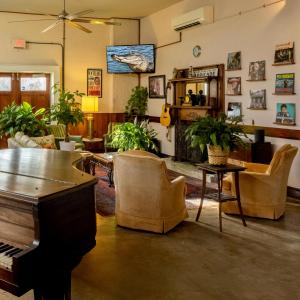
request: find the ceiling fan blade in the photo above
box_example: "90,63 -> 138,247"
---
8,19 -> 55,23
73,18 -> 121,26
25,8 -> 57,17
42,20 -> 62,33
66,20 -> 92,33
67,9 -> 94,20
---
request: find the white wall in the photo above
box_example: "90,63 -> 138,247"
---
140,0 -> 300,188
0,13 -> 139,112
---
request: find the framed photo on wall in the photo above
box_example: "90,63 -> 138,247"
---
87,68 -> 102,97
149,75 -> 166,98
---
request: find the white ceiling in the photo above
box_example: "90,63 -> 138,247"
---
0,0 -> 182,18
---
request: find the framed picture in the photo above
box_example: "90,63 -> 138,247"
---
249,89 -> 267,110
87,68 -> 102,97
275,103 -> 296,125
227,77 -> 241,95
227,102 -> 242,118
227,51 -> 241,70
274,41 -> 294,65
248,61 -> 266,81
149,75 -> 166,98
275,73 -> 295,94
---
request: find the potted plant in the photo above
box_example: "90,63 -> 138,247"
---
0,101 -> 47,139
50,85 -> 84,151
185,114 -> 248,165
109,119 -> 159,153
125,86 -> 148,119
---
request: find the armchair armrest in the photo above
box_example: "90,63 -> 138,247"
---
243,162 -> 269,173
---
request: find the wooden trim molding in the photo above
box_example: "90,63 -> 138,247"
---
287,186 -> 300,202
243,125 -> 300,140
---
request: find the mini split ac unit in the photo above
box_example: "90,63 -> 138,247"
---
171,6 -> 214,31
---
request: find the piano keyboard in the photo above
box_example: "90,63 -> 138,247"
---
0,242 -> 23,271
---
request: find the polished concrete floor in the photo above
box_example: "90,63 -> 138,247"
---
2,200 -> 300,300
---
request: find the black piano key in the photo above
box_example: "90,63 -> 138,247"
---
0,244 -> 10,252
0,245 -> 13,253
6,248 -> 23,257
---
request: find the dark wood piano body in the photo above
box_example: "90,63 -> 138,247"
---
0,148 -> 98,298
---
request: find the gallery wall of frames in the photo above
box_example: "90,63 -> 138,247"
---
225,41 -> 296,126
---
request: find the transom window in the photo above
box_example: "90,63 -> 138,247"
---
20,77 -> 47,91
0,77 -> 12,92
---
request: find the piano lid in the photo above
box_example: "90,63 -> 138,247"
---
0,149 -> 97,203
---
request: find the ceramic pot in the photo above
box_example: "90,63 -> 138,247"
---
59,141 -> 76,151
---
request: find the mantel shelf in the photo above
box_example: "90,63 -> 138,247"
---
273,93 -> 296,95
169,77 -> 215,83
172,105 -> 212,110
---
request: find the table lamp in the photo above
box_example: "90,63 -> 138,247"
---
81,96 -> 99,139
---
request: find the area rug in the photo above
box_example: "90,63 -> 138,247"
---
95,166 -> 216,217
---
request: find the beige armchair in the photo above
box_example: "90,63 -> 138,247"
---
113,150 -> 188,233
223,144 -> 298,219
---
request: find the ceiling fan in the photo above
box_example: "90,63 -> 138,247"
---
8,0 -> 121,34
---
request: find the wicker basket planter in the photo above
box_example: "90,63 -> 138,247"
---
207,145 -> 229,165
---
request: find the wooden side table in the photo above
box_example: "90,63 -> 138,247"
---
196,163 -> 247,232
82,138 -> 103,152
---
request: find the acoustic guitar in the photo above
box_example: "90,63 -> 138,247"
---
160,82 -> 172,127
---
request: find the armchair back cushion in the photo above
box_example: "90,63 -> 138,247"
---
113,150 -> 187,233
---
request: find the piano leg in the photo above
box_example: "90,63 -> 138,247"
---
33,271 -> 71,300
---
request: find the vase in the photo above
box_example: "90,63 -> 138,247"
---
59,141 -> 76,151
207,145 -> 229,165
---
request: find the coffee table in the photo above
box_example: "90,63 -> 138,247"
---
90,152 -> 116,186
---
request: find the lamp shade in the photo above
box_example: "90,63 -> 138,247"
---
81,96 -> 99,113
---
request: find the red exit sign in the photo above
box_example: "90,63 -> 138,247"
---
13,39 -> 26,49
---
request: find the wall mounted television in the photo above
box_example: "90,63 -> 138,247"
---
106,44 -> 155,74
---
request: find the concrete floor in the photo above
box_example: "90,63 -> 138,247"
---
2,200 -> 300,300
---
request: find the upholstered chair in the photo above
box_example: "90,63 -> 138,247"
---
47,124 -> 84,150
222,144 -> 298,219
113,150 -> 188,233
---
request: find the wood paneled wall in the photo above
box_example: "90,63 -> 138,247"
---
69,113 -> 125,138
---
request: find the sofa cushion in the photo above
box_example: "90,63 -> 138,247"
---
14,132 -> 41,148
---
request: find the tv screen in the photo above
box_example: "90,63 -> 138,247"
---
106,44 -> 155,74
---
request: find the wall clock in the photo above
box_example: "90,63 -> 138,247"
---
193,45 -> 201,57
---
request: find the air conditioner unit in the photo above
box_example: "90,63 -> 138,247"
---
171,6 -> 214,31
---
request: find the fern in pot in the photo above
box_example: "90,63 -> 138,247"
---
109,119 -> 159,153
185,114 -> 248,165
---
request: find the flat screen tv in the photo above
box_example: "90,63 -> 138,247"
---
106,44 -> 155,74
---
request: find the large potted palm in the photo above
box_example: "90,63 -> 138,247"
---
185,114 -> 248,165
50,85 -> 84,151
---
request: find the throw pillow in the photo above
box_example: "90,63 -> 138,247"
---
31,135 -> 57,149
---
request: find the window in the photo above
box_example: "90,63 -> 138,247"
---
0,77 -> 11,91
20,77 -> 47,91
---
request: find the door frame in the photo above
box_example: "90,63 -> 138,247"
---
0,65 -> 60,104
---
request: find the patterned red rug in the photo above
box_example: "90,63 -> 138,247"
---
95,166 -> 216,216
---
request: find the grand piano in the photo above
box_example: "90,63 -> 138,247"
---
0,148 -> 98,299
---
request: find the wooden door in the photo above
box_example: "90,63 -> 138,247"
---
0,73 -> 19,111
19,73 -> 50,109
0,72 -> 50,111
0,72 -> 51,149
